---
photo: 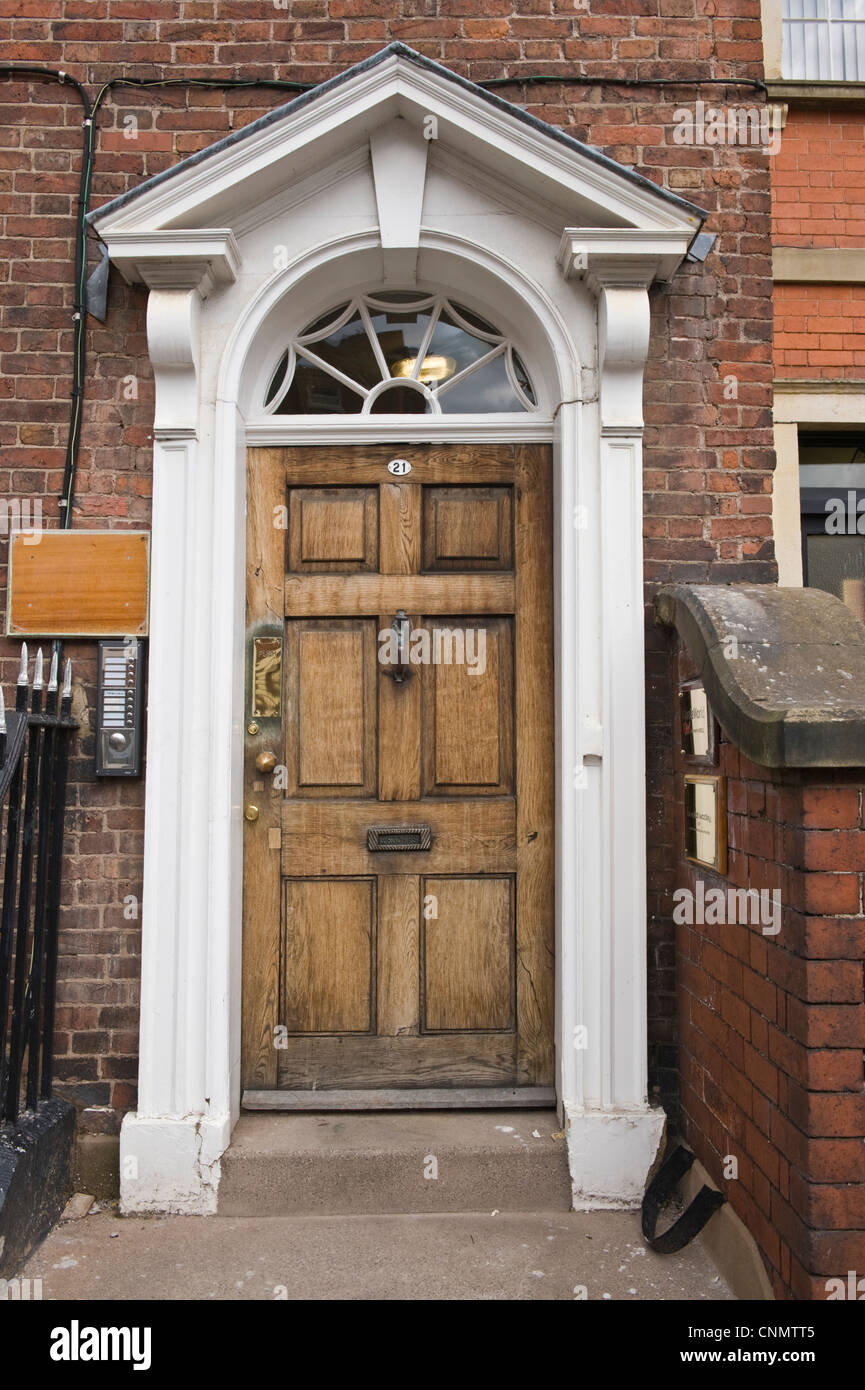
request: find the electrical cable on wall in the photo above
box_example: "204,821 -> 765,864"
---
0,63 -> 764,523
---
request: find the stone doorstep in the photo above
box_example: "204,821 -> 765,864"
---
217,1110 -> 573,1217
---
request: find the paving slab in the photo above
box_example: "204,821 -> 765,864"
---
22,1208 -> 735,1301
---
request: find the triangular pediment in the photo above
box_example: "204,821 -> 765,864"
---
89,43 -> 705,245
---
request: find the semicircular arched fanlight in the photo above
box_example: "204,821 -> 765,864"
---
263,292 -> 537,416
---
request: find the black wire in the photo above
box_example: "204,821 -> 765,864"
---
0,69 -> 91,529
483,73 -> 768,95
0,62 -> 758,523
0,68 -> 314,529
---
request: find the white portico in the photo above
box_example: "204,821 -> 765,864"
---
89,43 -> 705,1213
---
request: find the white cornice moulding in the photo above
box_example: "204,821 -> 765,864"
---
89,52 -> 704,238
557,228 -> 694,288
98,229 -> 241,296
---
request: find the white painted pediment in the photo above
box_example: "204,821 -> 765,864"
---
90,42 -> 704,284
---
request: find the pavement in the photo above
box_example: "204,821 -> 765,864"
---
22,1206 -> 735,1301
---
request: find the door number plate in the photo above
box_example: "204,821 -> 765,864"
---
387,459 -> 412,476
367,825 -> 432,852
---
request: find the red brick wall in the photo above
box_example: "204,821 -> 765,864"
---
0,2 -> 777,1132
772,108 -> 865,248
671,645 -> 865,1300
774,283 -> 865,380
770,106 -> 865,384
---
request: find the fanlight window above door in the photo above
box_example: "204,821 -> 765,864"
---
263,292 -> 537,415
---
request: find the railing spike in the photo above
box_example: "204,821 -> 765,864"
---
47,650 -> 58,693
33,648 -> 44,691
62,660 -> 72,701
0,684 -> 6,735
17,643 -> 28,687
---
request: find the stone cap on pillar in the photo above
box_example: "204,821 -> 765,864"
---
655,583 -> 865,768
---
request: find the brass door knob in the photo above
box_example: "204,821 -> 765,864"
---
244,804 -> 260,822
255,751 -> 277,774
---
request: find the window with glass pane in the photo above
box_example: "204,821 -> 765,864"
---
783,0 -> 865,80
263,293 -> 537,415
800,434 -> 865,624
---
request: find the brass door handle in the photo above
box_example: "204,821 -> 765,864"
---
255,751 -> 277,773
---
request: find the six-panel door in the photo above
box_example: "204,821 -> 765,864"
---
242,445 -> 553,1098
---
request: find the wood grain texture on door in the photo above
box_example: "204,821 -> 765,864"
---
242,444 -> 553,1099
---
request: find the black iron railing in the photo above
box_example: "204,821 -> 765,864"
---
0,645 -> 76,1124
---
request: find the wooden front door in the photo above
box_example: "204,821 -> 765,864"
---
242,444 -> 554,1103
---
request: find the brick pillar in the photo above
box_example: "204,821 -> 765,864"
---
672,644 -> 865,1300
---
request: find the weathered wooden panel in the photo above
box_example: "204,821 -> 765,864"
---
280,444 -> 518,487
276,1033 -> 517,1088
281,798 -> 516,876
283,878 -> 374,1034
423,877 -> 514,1031
299,629 -> 364,785
377,875 -> 420,1036
514,445 -> 555,1084
377,610 -> 422,801
379,481 -> 420,575
285,573 -> 515,616
242,451 -> 285,1090
423,619 -> 513,795
289,487 -> 378,572
422,487 -> 513,571
284,620 -> 376,797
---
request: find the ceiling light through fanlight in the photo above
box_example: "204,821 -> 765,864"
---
391,355 -> 456,383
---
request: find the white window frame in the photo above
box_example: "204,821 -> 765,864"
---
263,291 -> 538,416
782,0 -> 865,80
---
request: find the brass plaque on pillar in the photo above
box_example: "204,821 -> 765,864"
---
7,531 -> 150,637
684,774 -> 727,874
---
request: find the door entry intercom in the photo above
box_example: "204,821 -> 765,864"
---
95,638 -> 145,777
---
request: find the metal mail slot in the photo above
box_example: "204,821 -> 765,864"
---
367,825 -> 432,852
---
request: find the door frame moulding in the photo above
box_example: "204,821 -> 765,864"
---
88,44 -> 702,1216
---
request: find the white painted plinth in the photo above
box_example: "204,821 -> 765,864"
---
564,1104 -> 666,1210
120,1113 -> 230,1215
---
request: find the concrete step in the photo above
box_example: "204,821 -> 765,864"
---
23,1209 -> 735,1301
218,1110 -> 572,1216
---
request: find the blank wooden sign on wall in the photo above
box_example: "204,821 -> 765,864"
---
6,531 -> 150,637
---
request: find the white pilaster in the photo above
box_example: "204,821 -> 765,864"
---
557,237 -> 689,1206
119,262 -> 236,1214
